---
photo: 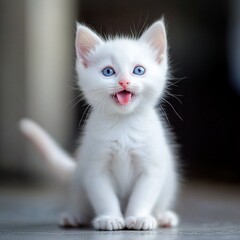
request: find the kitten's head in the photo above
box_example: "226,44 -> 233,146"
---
75,20 -> 168,115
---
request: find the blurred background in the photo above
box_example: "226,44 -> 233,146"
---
0,0 -> 240,186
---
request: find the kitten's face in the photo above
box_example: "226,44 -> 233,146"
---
75,20 -> 168,115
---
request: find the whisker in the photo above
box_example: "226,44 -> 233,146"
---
166,91 -> 182,104
78,104 -> 92,127
157,103 -> 171,125
71,94 -> 87,110
65,94 -> 81,108
161,98 -> 183,121
84,105 -> 93,123
167,77 -> 186,88
95,95 -> 108,117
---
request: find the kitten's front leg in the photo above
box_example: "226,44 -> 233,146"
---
85,172 -> 125,231
125,169 -> 166,230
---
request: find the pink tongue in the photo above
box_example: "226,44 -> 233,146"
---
116,91 -> 132,105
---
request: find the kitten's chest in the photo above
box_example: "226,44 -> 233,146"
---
109,142 -> 137,200
107,127 -> 145,198
108,122 -> 146,161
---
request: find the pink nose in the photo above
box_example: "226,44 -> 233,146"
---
119,80 -> 129,89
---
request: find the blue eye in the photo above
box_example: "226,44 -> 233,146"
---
102,67 -> 115,77
133,66 -> 145,75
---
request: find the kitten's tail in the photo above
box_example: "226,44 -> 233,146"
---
19,119 -> 76,182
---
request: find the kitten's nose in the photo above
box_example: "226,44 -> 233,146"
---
119,80 -> 129,89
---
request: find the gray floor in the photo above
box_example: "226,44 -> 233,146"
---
0,181 -> 240,240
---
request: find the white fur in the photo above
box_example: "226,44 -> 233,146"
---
20,20 -> 179,231
19,119 -> 75,182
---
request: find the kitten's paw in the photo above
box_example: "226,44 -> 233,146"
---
156,210 -> 179,228
93,215 -> 125,231
125,216 -> 157,230
58,212 -> 82,228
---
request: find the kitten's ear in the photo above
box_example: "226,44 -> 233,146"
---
140,19 -> 167,64
75,23 -> 103,67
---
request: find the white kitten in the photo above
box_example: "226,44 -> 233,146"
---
19,19 -> 179,231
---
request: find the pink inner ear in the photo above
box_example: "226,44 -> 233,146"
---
76,27 -> 102,67
150,33 -> 166,64
140,21 -> 167,64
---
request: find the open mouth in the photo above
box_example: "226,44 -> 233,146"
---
112,90 -> 134,106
